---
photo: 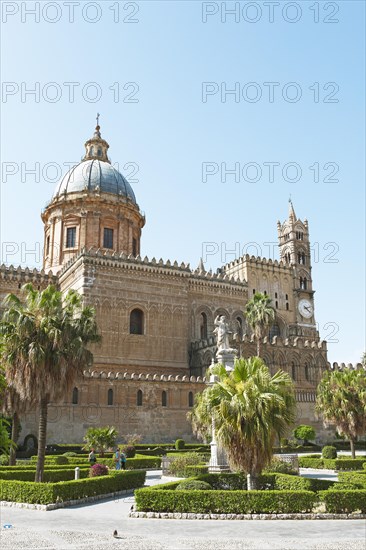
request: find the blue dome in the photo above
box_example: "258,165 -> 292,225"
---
53,159 -> 136,204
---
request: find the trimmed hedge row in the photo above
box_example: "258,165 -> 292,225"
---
135,488 -> 316,514
299,457 -> 366,470
319,490 -> 366,513
29,455 -> 161,470
0,464 -> 90,471
0,468 -> 90,482
338,471 -> 366,489
0,470 -> 146,504
193,473 -> 334,492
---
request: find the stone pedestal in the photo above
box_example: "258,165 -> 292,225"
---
216,348 -> 237,371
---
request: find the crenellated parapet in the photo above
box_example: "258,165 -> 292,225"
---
83,369 -> 206,384
223,253 -> 292,274
0,264 -> 57,286
58,247 -> 246,289
327,362 -> 365,371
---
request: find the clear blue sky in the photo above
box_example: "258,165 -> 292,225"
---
1,1 -> 365,364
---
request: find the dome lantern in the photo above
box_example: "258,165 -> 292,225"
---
83,114 -> 110,163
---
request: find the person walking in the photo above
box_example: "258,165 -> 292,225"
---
121,451 -> 127,470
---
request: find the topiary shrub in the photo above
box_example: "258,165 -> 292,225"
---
0,454 -> 9,466
121,445 -> 136,458
62,452 -> 78,457
175,439 -> 185,450
322,445 -> 337,459
176,479 -> 212,491
89,463 -> 109,477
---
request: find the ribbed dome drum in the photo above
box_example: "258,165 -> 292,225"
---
53,159 -> 136,203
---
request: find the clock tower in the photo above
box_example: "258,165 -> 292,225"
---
277,200 -> 317,338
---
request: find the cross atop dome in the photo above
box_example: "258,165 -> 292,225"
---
83,114 -> 110,163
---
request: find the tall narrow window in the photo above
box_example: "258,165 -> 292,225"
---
188,391 -> 194,407
253,289 -> 256,294
137,389 -> 143,406
132,238 -> 137,257
66,227 -> 76,248
130,309 -> 144,335
46,236 -> 50,256
305,364 -> 309,382
275,300 -> 278,309
72,387 -> 78,405
103,228 -> 114,249
200,312 -> 208,340
285,294 -> 288,300
107,389 -> 113,406
97,148 -> 102,157
286,302 -> 289,311
162,391 -> 167,407
275,292 -> 278,299
291,362 -> 296,381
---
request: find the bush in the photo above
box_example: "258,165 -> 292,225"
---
0,454 -> 9,466
264,458 -> 297,475
322,446 -> 337,459
320,490 -> 366,513
335,459 -> 366,471
0,470 -> 146,504
89,463 -> 109,477
62,452 -> 78,457
338,471 -> 366,488
0,468 -> 90,482
168,453 -> 205,477
175,439 -> 185,450
183,465 -> 209,477
121,445 -> 136,458
53,455 -> 69,465
135,487 -> 316,514
293,425 -> 316,445
176,479 -> 212,491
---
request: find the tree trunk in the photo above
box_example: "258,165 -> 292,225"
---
9,412 -> 19,466
35,398 -> 48,482
350,438 -> 356,459
257,337 -> 261,357
248,473 -> 260,490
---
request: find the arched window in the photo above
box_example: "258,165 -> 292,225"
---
97,148 -> 102,157
286,302 -> 289,311
107,389 -> 113,406
90,146 -> 94,156
162,391 -> 167,407
130,309 -> 144,335
269,324 -> 280,340
275,301 -> 278,309
298,252 -> 306,265
200,312 -> 208,340
304,363 -> 309,382
137,390 -> 143,406
72,387 -> 78,405
291,362 -> 297,381
188,391 -> 194,407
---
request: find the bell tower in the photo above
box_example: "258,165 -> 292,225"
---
277,200 -> 317,336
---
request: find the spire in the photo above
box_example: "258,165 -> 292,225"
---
288,197 -> 297,222
83,114 -> 110,163
197,257 -> 206,274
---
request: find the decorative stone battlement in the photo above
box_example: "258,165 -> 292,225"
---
191,333 -> 326,352
83,369 -> 206,383
328,362 -> 364,371
223,253 -> 292,271
0,264 -> 57,285
59,247 -> 246,287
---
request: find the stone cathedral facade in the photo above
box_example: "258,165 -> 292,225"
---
0,123 -> 345,444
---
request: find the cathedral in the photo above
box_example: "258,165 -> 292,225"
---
0,122 -> 336,444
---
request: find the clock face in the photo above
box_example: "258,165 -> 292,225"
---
298,299 -> 313,319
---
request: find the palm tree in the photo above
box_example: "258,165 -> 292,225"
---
1,385 -> 26,465
189,357 -> 296,488
244,292 -> 275,356
316,368 -> 366,459
0,284 -> 101,481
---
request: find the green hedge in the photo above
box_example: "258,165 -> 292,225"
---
135,488 -> 316,514
0,464 -> 90,471
0,470 -> 146,504
183,465 -> 209,477
97,456 -> 161,470
0,468 -> 90,482
299,457 -> 366,470
319,490 -> 366,513
338,472 -> 366,488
